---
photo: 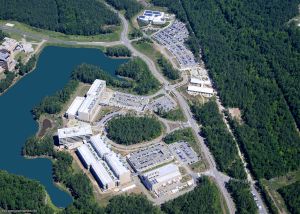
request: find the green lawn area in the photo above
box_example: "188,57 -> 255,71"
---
0,20 -> 121,42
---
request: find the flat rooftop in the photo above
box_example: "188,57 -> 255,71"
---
58,125 -> 93,139
78,96 -> 98,114
66,96 -> 85,116
87,79 -> 106,97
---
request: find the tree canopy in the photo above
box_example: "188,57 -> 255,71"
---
278,181 -> 300,214
161,177 -> 224,214
105,0 -> 143,19
0,170 -> 54,213
0,0 -> 120,35
191,100 -> 247,180
152,0 -> 300,180
107,115 -> 162,145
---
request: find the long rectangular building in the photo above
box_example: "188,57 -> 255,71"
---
77,95 -> 99,122
77,144 -> 96,169
90,161 -> 116,190
58,125 -> 93,145
105,153 -> 131,185
90,134 -> 111,158
65,96 -> 85,119
141,163 -> 181,191
86,79 -> 106,97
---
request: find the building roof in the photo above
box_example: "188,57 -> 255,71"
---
58,125 -> 93,139
91,161 -> 115,186
187,85 -> 214,94
143,163 -> 181,185
77,144 -> 97,166
78,95 -> 98,114
86,79 -> 106,97
66,96 -> 85,117
106,153 -> 129,177
90,135 -> 111,158
0,50 -> 10,61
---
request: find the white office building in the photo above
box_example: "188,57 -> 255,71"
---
87,79 -> 106,97
141,163 -> 181,191
90,161 -> 116,190
138,10 -> 166,25
90,135 -> 111,158
65,96 -> 85,119
105,153 -> 131,185
57,125 -> 93,145
187,85 -> 214,97
77,143 -> 97,169
77,96 -> 99,122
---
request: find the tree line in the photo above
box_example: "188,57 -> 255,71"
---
191,100 -> 247,180
0,170 -> 54,213
105,0 -> 143,19
157,56 -> 180,80
162,177 -> 224,213
0,29 -> 7,42
0,0 -> 120,35
16,55 -> 36,76
31,80 -> 79,119
116,57 -> 160,94
226,180 -> 258,214
105,46 -> 132,57
107,115 -> 162,145
152,0 -> 300,180
0,71 -> 15,93
278,181 -> 300,214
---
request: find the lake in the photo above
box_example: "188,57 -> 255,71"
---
0,46 -> 128,207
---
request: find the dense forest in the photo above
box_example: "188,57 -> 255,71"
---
152,0 -> 300,180
163,128 -> 196,144
31,80 -> 78,119
105,195 -> 161,214
191,100 -> 247,180
116,57 -> 160,94
278,181 -> 300,214
0,0 -> 120,35
226,180 -> 258,214
0,71 -> 15,93
71,63 -> 132,88
161,177 -> 224,214
0,170 -> 54,213
157,56 -> 180,80
105,46 -> 132,57
107,115 -> 162,145
105,0 -> 143,19
23,136 -> 55,157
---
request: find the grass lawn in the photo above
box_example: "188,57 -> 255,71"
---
0,20 -> 121,42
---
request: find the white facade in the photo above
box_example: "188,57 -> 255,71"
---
58,125 -> 93,145
90,161 -> 116,190
65,96 -> 85,119
187,85 -> 214,97
138,10 -> 166,25
90,134 -> 111,158
77,144 -> 96,169
77,96 -> 99,122
105,153 -> 131,184
142,163 -> 181,191
87,79 -> 106,97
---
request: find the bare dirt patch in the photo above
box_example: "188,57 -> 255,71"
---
228,108 -> 243,124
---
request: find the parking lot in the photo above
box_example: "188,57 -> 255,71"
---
152,20 -> 198,70
126,143 -> 174,172
108,92 -> 149,112
168,141 -> 199,165
147,95 -> 177,113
